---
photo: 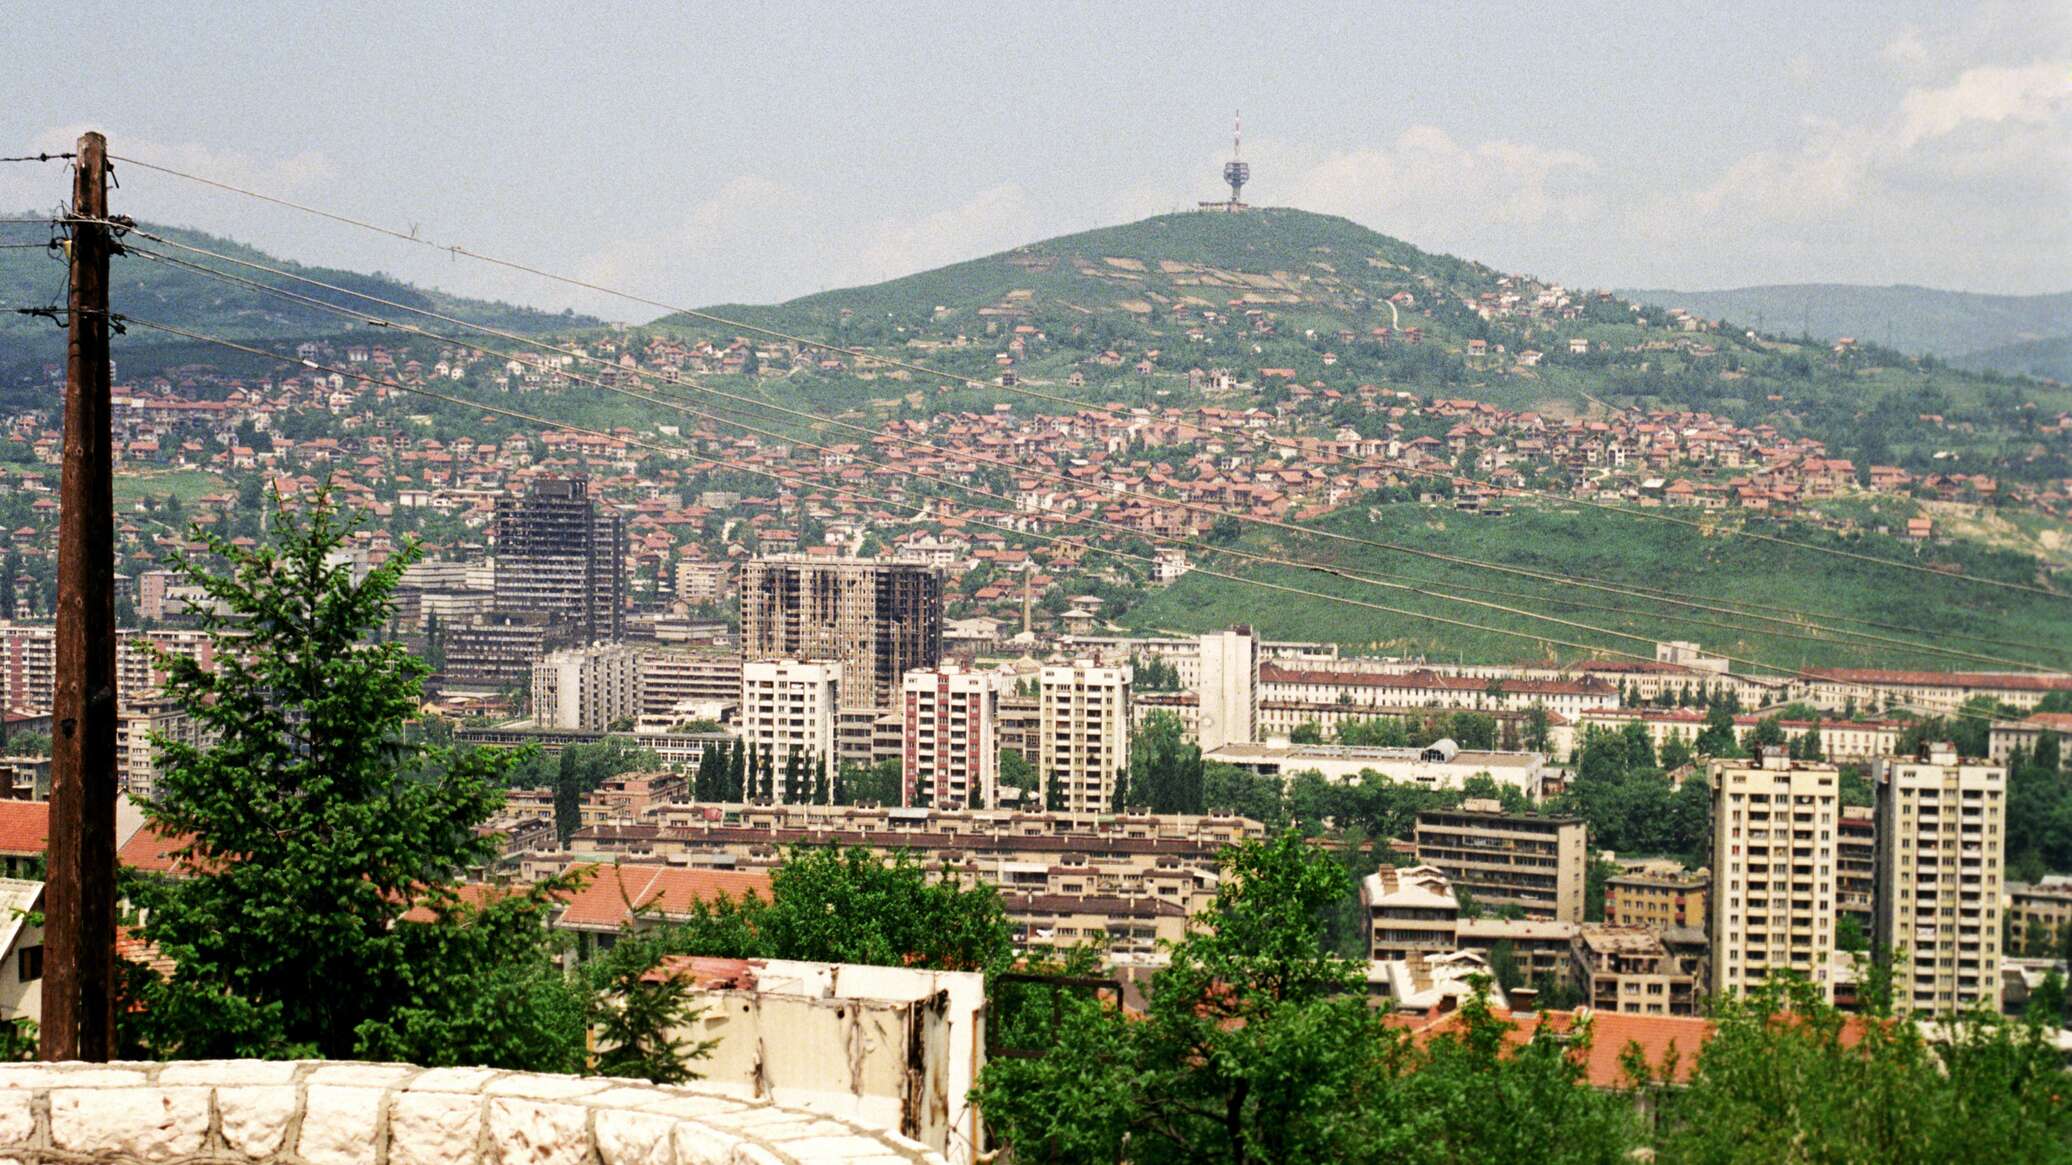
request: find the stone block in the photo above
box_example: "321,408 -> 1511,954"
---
390,1091 -> 485,1165
595,1107 -> 677,1165
0,1089 -> 32,1145
162,1059 -> 301,1087
297,1083 -> 388,1165
216,1083 -> 300,1158
671,1120 -> 745,1165
487,1097 -> 590,1165
49,1086 -> 210,1161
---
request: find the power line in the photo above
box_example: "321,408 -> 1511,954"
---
116,310 -> 2024,725
100,158 -> 2067,599
0,153 -> 75,164
109,226 -> 2066,674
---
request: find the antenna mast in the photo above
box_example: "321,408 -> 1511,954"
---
1222,110 -> 1249,208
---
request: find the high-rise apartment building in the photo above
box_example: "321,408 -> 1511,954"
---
531,643 -> 641,732
493,477 -> 625,643
1038,662 -> 1131,814
1196,626 -> 1259,753
1412,801 -> 1588,921
901,666 -> 1001,810
740,659 -> 841,801
739,556 -> 942,714
1709,755 -> 1841,1001
1836,806 -> 1876,937
1873,746 -> 2005,1016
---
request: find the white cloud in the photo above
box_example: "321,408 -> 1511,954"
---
573,179 -> 1044,319
0,126 -> 335,219
1881,26 -> 1931,70
832,183 -> 1037,287
1622,56 -> 2072,290
1258,125 -> 1600,257
1895,60 -> 2069,146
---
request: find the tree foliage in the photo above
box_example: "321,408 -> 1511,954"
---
125,491 -> 572,1066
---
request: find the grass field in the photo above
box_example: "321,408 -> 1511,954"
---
1122,500 -> 2072,672
114,469 -> 228,508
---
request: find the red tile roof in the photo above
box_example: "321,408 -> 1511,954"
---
556,862 -> 771,931
0,801 -> 47,856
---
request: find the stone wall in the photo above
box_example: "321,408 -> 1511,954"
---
0,1059 -> 947,1164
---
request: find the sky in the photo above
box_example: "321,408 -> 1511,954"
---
4,3 -> 2068,320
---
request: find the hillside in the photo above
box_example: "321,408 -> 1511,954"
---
1618,283 -> 2072,372
655,207 -> 2072,484
1123,501 -> 2072,671
0,216 -> 594,375
1955,334 -> 2072,384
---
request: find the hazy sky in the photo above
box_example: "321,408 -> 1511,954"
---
5,3 -> 2068,319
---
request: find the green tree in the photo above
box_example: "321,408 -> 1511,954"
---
1649,979 -> 2071,1163
1694,705 -> 1739,757
127,491 -> 570,1064
587,941 -> 715,1084
977,831 -> 1409,1164
1129,710 -> 1204,814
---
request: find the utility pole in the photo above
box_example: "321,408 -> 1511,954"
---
43,131 -> 117,1062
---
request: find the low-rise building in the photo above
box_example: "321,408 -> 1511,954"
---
2007,876 -> 2072,957
1604,868 -> 1711,933
1360,864 -> 1460,961
1412,801 -> 1587,921
1570,925 -> 1702,1016
1206,740 -> 1557,799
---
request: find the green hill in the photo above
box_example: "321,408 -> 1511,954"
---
654,207 -> 2071,483
0,216 -> 594,372
1618,283 -> 2072,370
1124,501 -> 2072,671
1955,334 -> 2072,384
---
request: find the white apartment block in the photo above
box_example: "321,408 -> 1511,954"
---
1709,756 -> 1841,1001
1873,746 -> 2005,1017
901,666 -> 1000,810
1038,662 -> 1131,815
531,643 -> 641,732
638,649 -> 742,720
673,560 -> 732,605
741,660 -> 841,797
1196,626 -> 1258,753
116,696 -> 205,801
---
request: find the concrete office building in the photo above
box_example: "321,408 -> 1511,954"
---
1412,800 -> 1587,922
1709,756 -> 1841,1001
439,611 -> 560,689
901,666 -> 1001,810
494,476 -> 626,643
1196,626 -> 1258,753
1038,662 -> 1131,815
739,556 -> 942,714
1874,746 -> 2006,1016
532,643 -> 641,732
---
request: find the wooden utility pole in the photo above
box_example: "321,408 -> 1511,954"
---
43,131 -> 117,1062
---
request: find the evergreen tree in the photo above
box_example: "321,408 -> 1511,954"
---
128,490 -> 576,1064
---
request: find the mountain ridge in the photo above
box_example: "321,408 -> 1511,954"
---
1618,282 -> 2072,375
